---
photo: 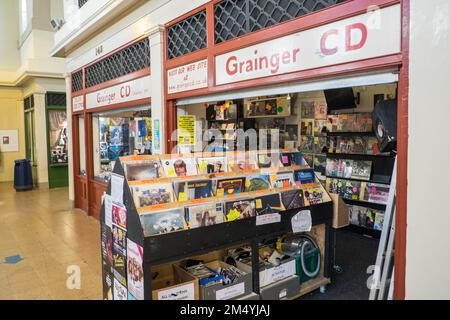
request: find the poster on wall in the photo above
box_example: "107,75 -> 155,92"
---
127,239 -> 144,300
177,115 -> 196,146
113,277 -> 128,300
0,130 -> 19,153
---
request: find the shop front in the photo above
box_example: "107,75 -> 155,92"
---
71,37 -> 152,219
163,0 -> 409,299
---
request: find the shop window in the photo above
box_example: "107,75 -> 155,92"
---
78,117 -> 87,176
72,70 -> 83,92
85,38 -> 150,88
214,0 -> 346,44
167,10 -> 207,60
92,107 -> 152,182
48,110 -> 68,165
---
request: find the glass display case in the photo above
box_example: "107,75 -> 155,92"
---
48,110 -> 68,164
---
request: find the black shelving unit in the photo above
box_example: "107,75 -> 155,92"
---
100,158 -> 335,300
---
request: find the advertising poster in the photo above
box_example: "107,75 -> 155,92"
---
113,277 -> 128,301
127,239 -> 144,300
112,203 -> 127,230
177,115 -> 196,146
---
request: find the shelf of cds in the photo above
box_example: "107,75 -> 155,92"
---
100,149 -> 335,300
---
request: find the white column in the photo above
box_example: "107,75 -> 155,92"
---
66,74 -> 75,202
33,92 -> 49,188
148,25 -> 165,154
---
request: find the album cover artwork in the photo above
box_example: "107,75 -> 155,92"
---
103,269 -> 113,300
342,159 -> 354,179
326,159 -> 340,177
314,101 -> 328,120
300,120 -> 314,136
303,186 -> 324,206
113,277 -> 128,301
353,113 -> 373,132
112,203 -> 127,230
326,115 -> 339,133
294,169 -> 316,185
351,161 -> 372,181
162,157 -> 198,177
227,153 -> 258,172
284,125 -> 298,141
224,199 -> 256,222
127,239 -> 144,300
363,183 -> 390,204
280,189 -> 305,210
301,101 -> 315,119
314,120 -> 328,136
197,156 -> 227,174
270,171 -> 295,189
374,212 -> 385,231
365,137 -> 379,155
140,208 -> 185,236
325,178 -> 340,194
254,193 -> 283,216
215,177 -> 245,196
131,183 -> 173,208
257,153 -> 281,169
185,202 -> 224,228
348,205 -> 361,226
112,224 -> 127,256
314,137 -> 328,154
313,155 -> 327,175
299,136 -> 314,154
124,159 -> 162,181
174,179 -> 213,201
280,152 -> 302,167
342,180 -> 363,200
102,224 -> 114,268
284,141 -> 297,150
337,114 -> 353,132
245,174 -> 271,192
113,249 -> 127,286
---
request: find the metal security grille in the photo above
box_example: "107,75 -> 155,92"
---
85,38 -> 150,88
24,95 -> 34,110
78,0 -> 89,8
71,71 -> 83,92
215,0 -> 345,44
167,10 -> 207,59
46,93 -> 67,106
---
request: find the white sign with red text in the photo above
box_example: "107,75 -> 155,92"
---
72,96 -> 84,112
86,76 -> 151,109
216,4 -> 400,85
168,59 -> 208,94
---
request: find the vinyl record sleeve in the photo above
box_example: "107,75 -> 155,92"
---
131,183 -> 174,208
139,208 -> 185,236
161,157 -> 198,177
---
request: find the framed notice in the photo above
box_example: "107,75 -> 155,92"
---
0,130 -> 19,152
177,115 -> 196,146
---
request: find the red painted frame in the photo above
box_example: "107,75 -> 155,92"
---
70,36 -> 152,218
163,0 -> 409,299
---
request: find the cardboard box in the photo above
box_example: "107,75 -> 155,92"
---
199,261 -> 252,300
237,257 -> 296,288
331,193 -> 349,228
260,275 -> 300,300
152,264 -> 199,300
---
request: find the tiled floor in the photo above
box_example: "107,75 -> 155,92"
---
0,183 -> 102,300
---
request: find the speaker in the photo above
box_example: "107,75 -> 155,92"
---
372,99 -> 397,152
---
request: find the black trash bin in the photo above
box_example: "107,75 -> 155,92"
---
14,159 -> 33,191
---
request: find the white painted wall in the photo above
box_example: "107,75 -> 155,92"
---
0,0 -> 20,84
406,0 -> 450,299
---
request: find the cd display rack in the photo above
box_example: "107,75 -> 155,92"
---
100,150 -> 335,300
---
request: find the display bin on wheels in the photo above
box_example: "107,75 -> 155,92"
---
14,159 -> 33,191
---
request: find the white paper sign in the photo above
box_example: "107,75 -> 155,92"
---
270,260 -> 296,283
72,96 -> 84,112
111,173 -> 124,205
0,130 -> 19,152
157,282 -> 195,300
113,277 -> 128,300
86,76 -> 151,109
256,213 -> 281,226
168,59 -> 208,94
104,194 -> 113,228
216,282 -> 246,300
292,210 -> 312,233
216,4 -> 400,85
127,239 -> 144,300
